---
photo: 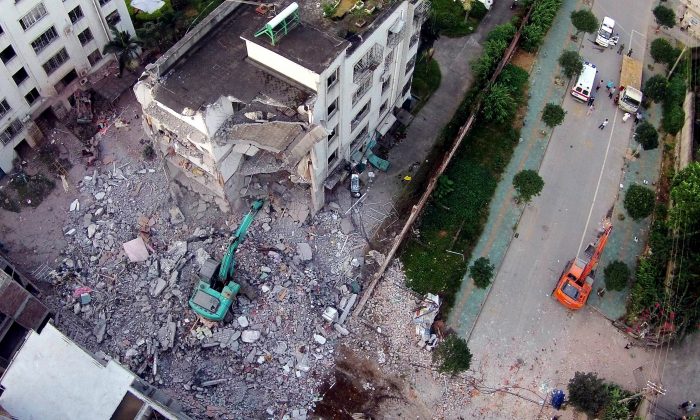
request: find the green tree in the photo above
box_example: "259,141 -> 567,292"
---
469,257 -> 494,288
670,162 -> 700,227
602,386 -> 632,420
513,169 -> 544,203
568,371 -> 610,415
604,260 -> 631,291
483,84 -> 516,124
558,50 -> 583,78
469,0 -> 488,20
634,122 -> 659,150
486,22 -> 517,44
433,334 -> 472,375
662,105 -> 685,135
102,26 -> 143,76
650,38 -> 678,65
665,74 -> 687,107
570,9 -> 598,35
624,184 -> 655,220
643,75 -> 668,103
434,175 -> 455,202
653,5 -> 676,28
541,103 -> 566,127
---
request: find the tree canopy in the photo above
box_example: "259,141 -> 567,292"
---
513,169 -> 545,203
570,9 -> 598,34
604,260 -> 631,291
470,257 -> 495,288
568,372 -> 610,416
558,50 -> 583,78
433,335 -> 473,375
624,185 -> 655,220
653,5 -> 676,28
483,84 -> 517,124
643,74 -> 668,103
634,122 -> 659,150
102,26 -> 142,76
541,103 -> 566,127
670,162 -> 700,228
650,38 -> 679,65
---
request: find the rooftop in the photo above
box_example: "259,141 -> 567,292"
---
152,4 -> 343,112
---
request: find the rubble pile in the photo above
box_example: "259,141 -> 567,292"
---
42,159 -> 370,418
345,262 -> 473,417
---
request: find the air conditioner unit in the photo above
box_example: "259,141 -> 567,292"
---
78,68 -> 89,78
20,114 -> 31,124
79,78 -> 89,86
64,25 -> 73,35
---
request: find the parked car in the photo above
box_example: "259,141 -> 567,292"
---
350,173 -> 361,198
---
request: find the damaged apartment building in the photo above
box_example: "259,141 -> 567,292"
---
134,0 -> 428,213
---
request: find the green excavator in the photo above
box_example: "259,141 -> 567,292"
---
189,199 -> 264,321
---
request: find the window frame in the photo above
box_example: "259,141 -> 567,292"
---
0,99 -> 11,119
42,47 -> 70,76
12,68 -> 29,86
31,26 -> 59,54
77,27 -> 93,45
24,88 -> 40,105
19,3 -> 48,31
68,6 -> 84,24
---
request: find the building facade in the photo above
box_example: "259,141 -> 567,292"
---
0,0 -> 135,174
135,0 -> 428,214
681,0 -> 700,39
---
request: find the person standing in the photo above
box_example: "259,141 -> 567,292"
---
598,118 -> 609,129
680,401 -> 697,413
587,104 -> 595,116
623,112 -> 631,123
608,86 -> 616,98
635,111 -> 643,124
596,80 -> 604,91
618,43 -> 625,54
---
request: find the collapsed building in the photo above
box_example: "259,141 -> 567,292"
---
134,0 -> 428,213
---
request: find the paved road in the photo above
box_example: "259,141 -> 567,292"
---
464,0 -> 658,417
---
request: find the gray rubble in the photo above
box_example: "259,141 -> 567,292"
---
41,159 -> 371,419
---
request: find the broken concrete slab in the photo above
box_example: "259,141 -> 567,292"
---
151,278 -> 167,297
94,191 -> 106,201
296,243 -> 312,261
123,237 -> 149,262
241,330 -> 260,343
313,334 -> 326,345
87,224 -> 98,239
69,199 -> 80,212
340,217 -> 354,234
237,316 -> 249,328
169,206 -> 185,224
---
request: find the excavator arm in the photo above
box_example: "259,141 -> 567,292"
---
579,225 -> 613,282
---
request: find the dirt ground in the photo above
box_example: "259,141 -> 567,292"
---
0,93 -> 153,275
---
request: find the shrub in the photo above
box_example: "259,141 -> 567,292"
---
431,0 -> 473,37
602,386 -> 632,420
662,105 -> 685,135
670,162 -> 700,227
643,75 -> 668,103
568,372 -> 610,416
470,257 -> 494,288
665,74 -> 687,107
486,22 -> 517,44
650,38 -> 678,65
513,169 -> 544,203
570,9 -> 598,35
434,175 -> 455,201
653,5 -> 676,28
483,84 -> 517,124
142,143 -> 156,160
604,260 -> 631,291
558,50 -> 583,78
634,122 -> 659,150
433,334 -> 472,375
541,103 -> 566,127
521,0 -> 563,52
497,64 -> 530,96
624,184 -> 655,220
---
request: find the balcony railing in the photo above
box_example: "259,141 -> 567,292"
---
413,0 -> 430,27
353,43 -> 383,84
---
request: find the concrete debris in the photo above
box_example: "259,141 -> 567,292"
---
123,237 -> 149,262
413,293 -> 440,350
43,159 -> 373,418
169,206 -> 185,224
296,242 -> 313,261
70,199 -> 80,212
241,330 -> 260,343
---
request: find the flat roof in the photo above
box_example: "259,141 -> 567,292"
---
153,4 -> 342,112
0,324 -> 134,420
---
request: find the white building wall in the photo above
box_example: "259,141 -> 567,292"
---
244,39 -> 320,91
0,0 -> 136,174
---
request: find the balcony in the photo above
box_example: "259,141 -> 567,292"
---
413,0 -> 430,27
387,19 -> 405,48
410,33 -> 420,48
351,104 -> 370,131
352,79 -> 371,106
353,43 -> 383,85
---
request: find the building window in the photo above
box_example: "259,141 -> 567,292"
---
352,78 -> 372,106
327,68 -> 338,89
328,124 -> 338,141
99,0 -> 111,5
0,99 -> 11,119
379,100 -> 388,115
382,77 -> 391,94
42,48 -> 69,75
31,26 -> 59,54
105,11 -> 121,26
25,88 -> 40,105
78,28 -> 93,45
327,98 -> 338,117
328,150 -> 338,166
1,45 -> 17,64
405,55 -> 417,75
351,125 -> 368,150
19,3 -> 48,31
0,25 -> 4,36
68,6 -> 84,24
0,119 -> 23,145
351,102 -> 370,131
12,68 -> 29,86
87,49 -> 102,66
402,79 -> 412,97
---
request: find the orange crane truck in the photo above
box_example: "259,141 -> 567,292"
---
553,225 -> 613,310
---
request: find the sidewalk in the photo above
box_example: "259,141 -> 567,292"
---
344,1 -> 517,237
448,0 -> 583,336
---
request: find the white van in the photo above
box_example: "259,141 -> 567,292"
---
476,0 -> 492,9
595,17 -> 615,47
570,61 -> 597,102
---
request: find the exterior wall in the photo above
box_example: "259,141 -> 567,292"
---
682,0 -> 700,38
0,0 -> 136,174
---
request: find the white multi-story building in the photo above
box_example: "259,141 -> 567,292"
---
0,0 -> 135,174
134,0 -> 428,213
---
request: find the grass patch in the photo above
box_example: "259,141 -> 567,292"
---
400,64 -> 528,312
430,0 -> 478,37
411,54 -> 442,107
0,189 -> 20,213
9,174 -> 55,208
